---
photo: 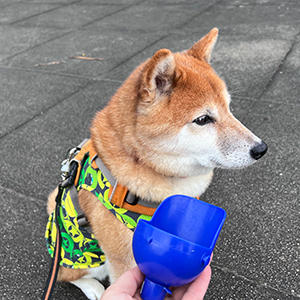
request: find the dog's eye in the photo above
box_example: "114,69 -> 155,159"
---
193,115 -> 214,126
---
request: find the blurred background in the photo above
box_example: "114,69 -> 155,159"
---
0,0 -> 299,299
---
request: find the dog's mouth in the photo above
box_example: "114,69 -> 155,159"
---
210,159 -> 224,168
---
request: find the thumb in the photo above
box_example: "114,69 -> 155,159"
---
182,265 -> 212,300
106,266 -> 144,297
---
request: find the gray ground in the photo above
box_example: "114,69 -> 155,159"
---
0,0 -> 299,299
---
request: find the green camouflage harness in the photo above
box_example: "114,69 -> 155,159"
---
45,154 -> 152,269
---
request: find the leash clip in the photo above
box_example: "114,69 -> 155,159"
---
60,147 -> 80,181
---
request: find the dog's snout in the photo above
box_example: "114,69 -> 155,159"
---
250,141 -> 268,160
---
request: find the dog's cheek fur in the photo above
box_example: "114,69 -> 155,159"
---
173,125 -> 220,171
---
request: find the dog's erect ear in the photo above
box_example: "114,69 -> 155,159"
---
139,49 -> 176,103
187,28 -> 219,63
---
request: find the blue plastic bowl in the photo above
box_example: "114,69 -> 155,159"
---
132,195 -> 226,300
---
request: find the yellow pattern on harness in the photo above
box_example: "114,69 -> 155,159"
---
45,187 -> 106,269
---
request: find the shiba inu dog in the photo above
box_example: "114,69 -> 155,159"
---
46,28 -> 267,299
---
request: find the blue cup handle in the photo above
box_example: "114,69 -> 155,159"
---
141,277 -> 172,300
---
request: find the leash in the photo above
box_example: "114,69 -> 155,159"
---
42,185 -> 63,300
42,158 -> 79,300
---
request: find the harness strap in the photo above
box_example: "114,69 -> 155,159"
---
69,186 -> 80,212
122,200 -> 156,216
68,185 -> 89,227
95,157 -> 116,187
74,139 -> 159,216
73,139 -> 98,186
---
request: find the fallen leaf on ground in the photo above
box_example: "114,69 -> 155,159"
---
69,56 -> 104,61
34,61 -> 64,67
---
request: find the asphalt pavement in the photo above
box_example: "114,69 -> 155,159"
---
0,0 -> 299,299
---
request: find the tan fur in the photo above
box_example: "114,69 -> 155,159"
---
57,266 -> 88,282
47,28 -> 263,292
78,190 -> 135,281
47,187 -> 58,215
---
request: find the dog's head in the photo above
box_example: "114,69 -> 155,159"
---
131,28 -> 267,177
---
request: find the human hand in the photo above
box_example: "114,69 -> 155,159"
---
166,264 -> 211,300
101,266 -> 144,300
101,262 -> 211,300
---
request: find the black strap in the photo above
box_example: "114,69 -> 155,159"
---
125,192 -> 159,209
41,185 -> 63,300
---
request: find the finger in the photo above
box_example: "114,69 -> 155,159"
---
107,266 -> 145,296
181,265 -> 212,300
170,254 -> 213,300
209,252 -> 213,264
133,291 -> 143,300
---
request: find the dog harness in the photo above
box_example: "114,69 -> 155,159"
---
45,139 -> 156,269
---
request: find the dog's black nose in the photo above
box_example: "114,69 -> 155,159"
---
250,141 -> 268,160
